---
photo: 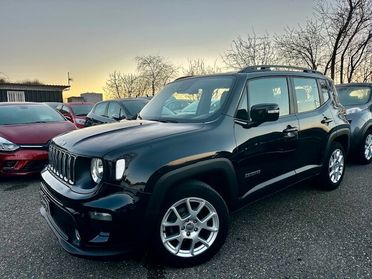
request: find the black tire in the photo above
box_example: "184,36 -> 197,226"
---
318,142 -> 346,190
151,180 -> 229,267
356,130 -> 372,165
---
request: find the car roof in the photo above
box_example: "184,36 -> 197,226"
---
64,102 -> 94,105
336,83 -> 372,87
95,98 -> 149,105
0,102 -> 47,106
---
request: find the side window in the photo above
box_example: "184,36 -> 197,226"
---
293,78 -> 321,113
318,79 -> 330,104
248,77 -> 290,116
107,102 -> 123,118
61,105 -> 70,115
94,102 -> 107,116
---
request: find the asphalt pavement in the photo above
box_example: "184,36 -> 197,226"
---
0,162 -> 371,279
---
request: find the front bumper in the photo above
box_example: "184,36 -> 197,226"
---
0,149 -> 48,176
39,171 -> 149,257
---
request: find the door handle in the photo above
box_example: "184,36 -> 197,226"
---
321,117 -> 333,124
283,126 -> 298,138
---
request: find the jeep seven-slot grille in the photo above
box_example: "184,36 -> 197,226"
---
48,145 -> 76,185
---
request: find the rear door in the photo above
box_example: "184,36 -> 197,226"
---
234,76 -> 300,197
291,77 -> 335,173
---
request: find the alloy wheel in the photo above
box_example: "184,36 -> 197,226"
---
328,148 -> 344,184
364,134 -> 372,161
160,197 -> 219,258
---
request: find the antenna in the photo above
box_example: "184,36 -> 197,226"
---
67,72 -> 73,86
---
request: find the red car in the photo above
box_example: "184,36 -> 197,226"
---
56,102 -> 94,128
0,102 -> 76,176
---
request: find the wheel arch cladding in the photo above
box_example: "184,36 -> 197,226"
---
322,128 -> 350,162
143,158 -> 238,239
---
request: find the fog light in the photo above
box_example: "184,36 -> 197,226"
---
88,211 -> 112,221
3,160 -> 17,170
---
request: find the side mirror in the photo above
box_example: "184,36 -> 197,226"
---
236,109 -> 249,121
112,114 -> 125,121
250,103 -> 280,123
65,115 -> 72,122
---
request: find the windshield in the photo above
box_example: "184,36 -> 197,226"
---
121,99 -> 148,117
70,104 -> 93,116
139,76 -> 235,122
0,104 -> 66,125
337,86 -> 371,106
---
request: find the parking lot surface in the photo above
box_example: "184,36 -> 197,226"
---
0,163 -> 371,279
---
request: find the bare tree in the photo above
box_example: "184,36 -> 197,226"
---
275,20 -> 326,70
182,58 -> 222,76
222,32 -> 277,70
103,71 -> 125,99
120,74 -> 139,98
134,75 -> 151,97
104,71 -> 149,99
317,0 -> 372,82
345,32 -> 372,82
349,44 -> 372,82
136,55 -> 177,95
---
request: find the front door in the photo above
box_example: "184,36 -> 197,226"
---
233,77 -> 299,198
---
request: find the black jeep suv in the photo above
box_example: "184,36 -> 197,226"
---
40,65 -> 350,266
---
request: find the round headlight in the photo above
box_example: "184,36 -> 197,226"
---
91,158 -> 104,183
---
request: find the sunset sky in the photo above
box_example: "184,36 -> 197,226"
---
0,0 -> 317,99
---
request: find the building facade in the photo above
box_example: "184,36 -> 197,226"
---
80,92 -> 103,103
0,83 -> 69,103
67,96 -> 84,102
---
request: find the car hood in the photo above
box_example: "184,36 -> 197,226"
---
53,120 -> 203,157
0,121 -> 76,145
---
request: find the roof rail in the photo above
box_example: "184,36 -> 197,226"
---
239,65 -> 323,75
174,75 -> 193,81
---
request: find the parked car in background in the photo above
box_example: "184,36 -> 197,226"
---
44,102 -> 62,110
336,83 -> 372,164
40,66 -> 350,266
0,103 -> 76,176
84,98 -> 149,127
56,102 -> 94,128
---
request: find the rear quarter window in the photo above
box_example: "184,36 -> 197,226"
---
293,78 -> 321,113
